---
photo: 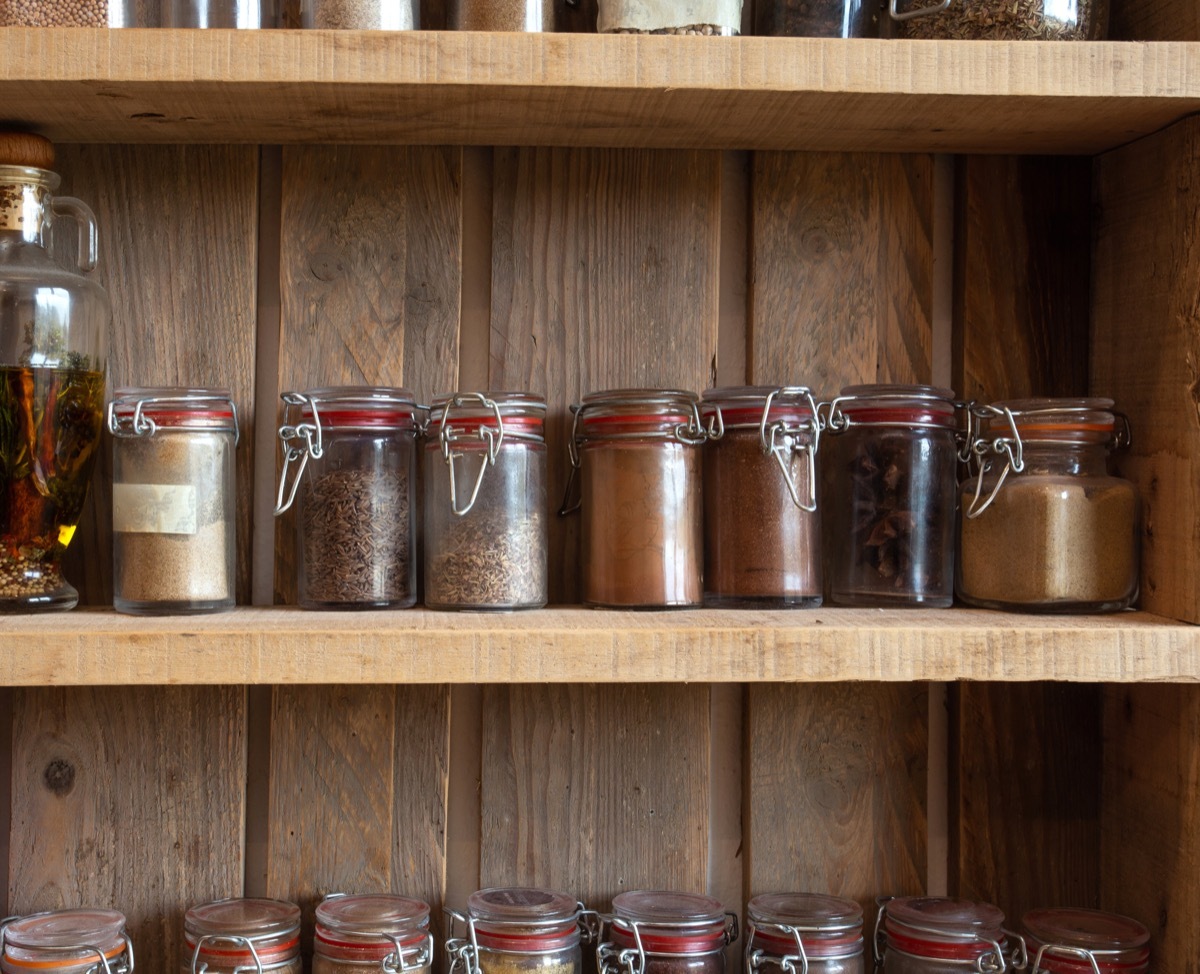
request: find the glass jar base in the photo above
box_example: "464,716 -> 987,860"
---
0,582 -> 79,613
957,593 -> 1137,614
829,591 -> 953,608
299,597 -> 417,611
704,593 -> 823,608
115,596 -> 235,616
584,599 -> 703,610
424,601 -> 548,612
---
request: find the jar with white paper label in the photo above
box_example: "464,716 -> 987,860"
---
108,387 -> 238,615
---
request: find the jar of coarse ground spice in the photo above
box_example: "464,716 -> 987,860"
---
1020,909 -> 1148,974
822,385 -> 960,608
313,894 -> 433,974
566,389 -> 706,608
598,891 -> 737,974
181,899 -> 301,974
874,897 -> 1013,974
2,910 -> 134,974
957,399 -> 1139,612
449,0 -> 558,30
275,387 -> 419,609
701,386 -> 822,607
745,893 -> 863,974
446,887 -> 596,974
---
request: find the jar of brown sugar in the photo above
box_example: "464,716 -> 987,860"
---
746,893 -> 863,974
1021,909 -> 1148,974
598,890 -> 737,974
875,897 -> 1011,974
567,389 -> 706,608
425,392 -> 548,610
958,399 -> 1139,613
314,894 -> 433,974
182,898 -> 301,974
701,386 -> 822,607
446,887 -> 596,974
822,385 -> 960,608
2,910 -> 134,974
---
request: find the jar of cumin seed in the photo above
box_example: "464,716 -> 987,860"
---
314,894 -> 434,974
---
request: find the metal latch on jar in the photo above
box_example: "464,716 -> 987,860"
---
436,393 -> 511,517
107,393 -> 239,442
190,935 -> 275,974
597,913 -> 739,974
1029,942 -> 1121,974
887,0 -> 951,21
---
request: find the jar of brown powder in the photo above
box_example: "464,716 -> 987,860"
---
958,398 -> 1139,613
274,387 -> 419,609
875,897 -> 1010,974
701,386 -> 822,607
449,0 -> 558,30
313,894 -> 433,974
598,891 -> 736,974
2,910 -> 134,974
746,893 -> 864,974
446,887 -> 596,974
567,389 -> 706,608
182,898 -> 301,974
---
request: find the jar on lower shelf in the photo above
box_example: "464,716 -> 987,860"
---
746,893 -> 864,974
598,890 -> 736,974
875,897 -> 1009,974
1021,908 -> 1148,974
958,398 -> 1139,613
884,0 -> 1106,39
301,0 -> 414,27
755,0 -> 875,36
597,0 -> 742,34
108,387 -> 237,616
446,887 -> 595,974
0,0 -> 152,25
1,910 -> 133,974
314,894 -> 433,974
182,898 -> 301,974
449,0 -> 557,30
163,0 -> 270,27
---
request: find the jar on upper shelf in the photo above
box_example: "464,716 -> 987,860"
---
746,893 -> 864,974
597,890 -> 737,974
314,894 -> 434,974
755,0 -> 876,36
0,132 -> 108,613
876,897 -> 1012,974
883,0 -> 1107,39
1020,908 -> 1148,974
164,0 -> 271,28
1,910 -> 134,974
182,898 -> 301,974
598,0 -> 742,34
446,887 -> 596,974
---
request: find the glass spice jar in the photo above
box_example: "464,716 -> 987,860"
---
822,385 -> 960,608
958,399 -> 1139,613
701,386 -> 822,607
1021,909 -> 1148,974
746,893 -> 864,974
449,0 -> 557,30
274,386 -> 419,610
566,389 -> 706,608
884,0 -> 1106,39
314,894 -> 434,974
182,899 -> 301,974
755,0 -> 876,36
875,897 -> 1010,974
1,910 -> 134,974
301,0 -> 414,27
598,890 -> 737,974
598,0 -> 742,33
425,392 -> 548,611
108,388 -> 237,616
446,887 -> 596,974
163,0 -> 269,26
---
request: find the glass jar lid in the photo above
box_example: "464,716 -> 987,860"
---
184,898 -> 300,972
314,894 -> 431,963
883,897 -> 1005,962
427,392 -> 547,438
1022,908 -> 1149,974
2,910 -> 129,974
748,893 -> 864,959
286,386 -> 419,431
827,384 -> 958,430
464,887 -> 583,951
574,389 -> 704,438
108,387 -> 238,437
975,398 -> 1124,446
701,386 -> 817,430
610,890 -> 732,955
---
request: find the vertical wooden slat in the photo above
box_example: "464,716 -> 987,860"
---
9,688 -> 247,973
56,145 -> 260,607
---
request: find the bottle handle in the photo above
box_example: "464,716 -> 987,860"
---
51,196 -> 100,272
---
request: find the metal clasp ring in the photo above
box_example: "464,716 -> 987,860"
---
872,898 -> 892,969
107,394 -> 240,445
745,921 -> 809,974
760,387 -> 820,512
1032,944 -> 1115,974
439,393 -> 505,517
381,933 -> 434,974
192,936 -> 263,974
964,404 -> 1025,519
274,392 -> 326,515
889,0 -> 952,21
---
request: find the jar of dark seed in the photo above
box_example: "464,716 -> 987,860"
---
701,386 -> 822,607
598,891 -> 736,974
822,384 -> 960,608
446,887 -> 595,974
875,897 -> 1009,974
449,0 -> 557,30
746,893 -> 864,974
1,910 -> 134,974
425,392 -> 547,611
884,0 -> 1106,39
108,388 -> 237,615
274,386 -> 419,609
1021,909 -> 1148,974
598,0 -> 742,33
755,0 -> 876,35
314,894 -> 434,974
182,899 -> 302,974
301,0 -> 414,27
567,389 -> 706,608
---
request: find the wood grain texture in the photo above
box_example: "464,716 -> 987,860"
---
2,33 -> 1200,152
1092,116 -> 1200,622
489,147 -> 720,603
274,144 -> 461,603
265,686 -> 450,953
746,684 -> 927,918
480,684 -> 710,908
7,687 -> 246,973
1112,0 -> 1199,40
53,145 -> 259,606
1101,685 -> 1200,974
750,152 -> 934,392
954,156 -> 1091,402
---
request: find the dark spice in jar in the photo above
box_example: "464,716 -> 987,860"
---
428,509 -> 546,608
894,0 -> 1102,38
756,0 -> 876,36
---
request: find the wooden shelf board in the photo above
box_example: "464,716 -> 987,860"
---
0,30 -> 1198,151
1,606 -> 1198,685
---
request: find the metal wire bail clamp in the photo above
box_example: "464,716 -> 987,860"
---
274,391 -> 325,516
438,393 -> 506,517
192,935 -> 263,974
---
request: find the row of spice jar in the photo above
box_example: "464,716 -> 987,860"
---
0,891 -> 1149,974
0,0 -> 1106,40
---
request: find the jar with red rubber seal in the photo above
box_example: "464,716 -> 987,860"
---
313,894 -> 434,974
597,890 -> 738,974
1,909 -> 134,974
1021,909 -> 1148,974
745,893 -> 863,974
446,887 -> 598,974
874,897 -> 1016,974
181,898 -> 301,974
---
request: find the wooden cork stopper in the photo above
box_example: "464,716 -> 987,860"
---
0,132 -> 55,170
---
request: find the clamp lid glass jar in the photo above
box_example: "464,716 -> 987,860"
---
885,0 -> 1106,39
876,897 -> 1008,974
275,386 -> 419,609
701,386 -> 822,607
182,898 -> 301,974
314,894 -> 433,974
600,890 -> 736,974
2,909 -> 133,974
108,387 -> 238,615
598,0 -> 742,34
568,389 -> 705,608
447,887 -> 593,974
823,385 -> 960,608
425,392 -> 548,610
958,398 -> 1138,613
746,894 -> 863,974
1021,909 -> 1148,974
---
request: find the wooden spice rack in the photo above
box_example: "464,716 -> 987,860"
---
3,17 -> 1200,974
